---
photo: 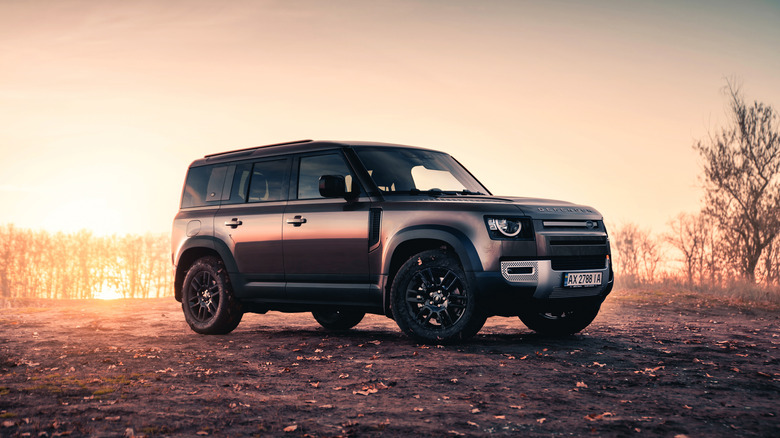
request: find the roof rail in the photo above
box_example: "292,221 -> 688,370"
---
204,139 -> 313,158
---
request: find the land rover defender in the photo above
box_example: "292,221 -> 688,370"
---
172,140 -> 614,343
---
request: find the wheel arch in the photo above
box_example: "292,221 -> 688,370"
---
381,226 -> 482,316
174,237 -> 238,302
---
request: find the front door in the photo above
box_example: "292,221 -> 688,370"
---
283,151 -> 371,304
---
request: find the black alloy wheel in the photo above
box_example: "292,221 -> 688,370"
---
406,266 -> 467,329
392,249 -> 486,343
181,256 -> 243,335
188,270 -> 220,323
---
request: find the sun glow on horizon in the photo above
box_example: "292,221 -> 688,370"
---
94,284 -> 124,300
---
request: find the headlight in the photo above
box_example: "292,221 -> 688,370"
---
487,217 -> 522,237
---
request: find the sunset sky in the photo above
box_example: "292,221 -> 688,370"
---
1,0 -> 779,236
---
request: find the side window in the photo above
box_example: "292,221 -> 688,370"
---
223,163 -> 253,204
297,153 -> 356,199
248,159 -> 287,203
181,165 -> 227,208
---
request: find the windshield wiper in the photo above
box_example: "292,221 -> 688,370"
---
409,188 -> 444,197
458,189 -> 486,195
406,189 -> 486,197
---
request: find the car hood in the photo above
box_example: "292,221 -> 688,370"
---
381,194 -> 604,220
499,196 -> 603,220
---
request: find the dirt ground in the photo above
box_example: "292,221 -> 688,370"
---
0,289 -> 778,437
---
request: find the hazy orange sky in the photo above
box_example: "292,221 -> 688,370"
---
1,0 -> 779,236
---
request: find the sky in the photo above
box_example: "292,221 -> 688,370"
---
1,0 -> 779,236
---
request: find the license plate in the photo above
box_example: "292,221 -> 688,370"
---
564,272 -> 602,288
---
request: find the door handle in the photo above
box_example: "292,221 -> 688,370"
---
225,218 -> 243,229
286,215 -> 307,226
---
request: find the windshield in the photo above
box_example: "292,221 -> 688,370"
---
354,147 -> 489,195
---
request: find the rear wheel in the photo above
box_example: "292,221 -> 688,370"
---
312,309 -> 365,330
518,305 -> 600,336
181,256 -> 243,334
391,249 -> 486,344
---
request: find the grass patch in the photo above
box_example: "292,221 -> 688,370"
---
0,387 -> 9,396
0,412 -> 17,418
104,374 -> 138,385
92,387 -> 116,396
0,318 -> 22,326
33,374 -> 88,389
24,373 -> 149,396
141,425 -> 175,435
23,383 -> 63,394
141,427 -> 160,435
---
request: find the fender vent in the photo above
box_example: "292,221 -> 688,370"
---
369,208 -> 382,247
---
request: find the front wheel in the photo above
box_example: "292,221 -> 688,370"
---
391,249 -> 486,344
518,305 -> 600,336
312,309 -> 365,330
181,256 -> 243,335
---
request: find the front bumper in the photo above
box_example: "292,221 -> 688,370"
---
499,259 -> 611,299
472,257 -> 613,316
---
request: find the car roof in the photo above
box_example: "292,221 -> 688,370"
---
188,140 -> 440,167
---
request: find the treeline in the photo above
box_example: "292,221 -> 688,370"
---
610,219 -> 780,289
0,224 -> 172,299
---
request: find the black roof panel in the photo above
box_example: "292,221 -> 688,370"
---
189,140 -> 439,167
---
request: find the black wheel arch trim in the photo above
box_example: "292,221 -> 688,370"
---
381,225 -> 483,315
384,225 -> 482,273
174,236 -> 240,301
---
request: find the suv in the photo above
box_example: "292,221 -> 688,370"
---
172,140 -> 613,343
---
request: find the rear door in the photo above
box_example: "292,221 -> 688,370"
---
213,157 -> 291,298
282,150 -> 372,304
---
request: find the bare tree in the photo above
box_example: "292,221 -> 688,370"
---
759,236 -> 779,285
0,225 -> 16,297
695,80 -> 780,282
612,223 -> 661,285
665,212 -> 721,287
637,231 -> 661,283
666,213 -> 701,286
613,223 -> 640,285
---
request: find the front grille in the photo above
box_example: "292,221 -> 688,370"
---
551,256 -> 606,271
549,237 -> 607,246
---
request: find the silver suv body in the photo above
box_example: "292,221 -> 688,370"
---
172,140 -> 614,343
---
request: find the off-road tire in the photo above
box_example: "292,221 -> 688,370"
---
312,309 -> 365,330
391,249 -> 486,344
182,256 -> 243,335
518,305 -> 600,336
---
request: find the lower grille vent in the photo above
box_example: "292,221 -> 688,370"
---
551,256 -> 606,271
549,237 -> 607,246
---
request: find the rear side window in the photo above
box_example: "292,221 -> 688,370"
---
181,165 -> 228,208
248,159 -> 288,203
224,163 -> 253,204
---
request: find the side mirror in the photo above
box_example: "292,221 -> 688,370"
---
318,175 -> 347,198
